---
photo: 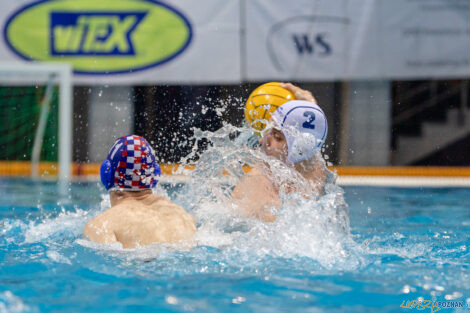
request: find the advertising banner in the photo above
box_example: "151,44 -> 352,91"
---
379,0 -> 470,79
1,0 -> 469,83
245,0 -> 470,81
0,0 -> 241,84
246,0 -> 351,81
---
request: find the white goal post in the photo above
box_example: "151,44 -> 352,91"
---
0,62 -> 73,183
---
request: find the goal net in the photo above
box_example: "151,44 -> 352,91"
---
0,63 -> 72,183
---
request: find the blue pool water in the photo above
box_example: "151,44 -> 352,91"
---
0,178 -> 469,313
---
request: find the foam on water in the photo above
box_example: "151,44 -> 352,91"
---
24,209 -> 90,244
0,291 -> 35,313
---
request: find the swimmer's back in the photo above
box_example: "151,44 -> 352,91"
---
84,194 -> 196,248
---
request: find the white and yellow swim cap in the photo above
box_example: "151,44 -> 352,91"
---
271,100 -> 328,164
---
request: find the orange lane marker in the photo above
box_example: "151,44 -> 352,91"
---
0,162 -> 469,177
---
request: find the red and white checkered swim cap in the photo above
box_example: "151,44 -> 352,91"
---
100,135 -> 160,190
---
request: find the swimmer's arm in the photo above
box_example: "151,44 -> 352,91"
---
281,83 -> 317,103
232,170 -> 279,223
83,216 -> 117,245
311,162 -> 326,195
294,160 -> 327,197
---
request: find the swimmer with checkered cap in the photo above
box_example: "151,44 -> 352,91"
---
100,135 -> 160,191
84,135 -> 196,249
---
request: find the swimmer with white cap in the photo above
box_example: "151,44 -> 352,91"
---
232,83 -> 328,222
83,135 -> 196,248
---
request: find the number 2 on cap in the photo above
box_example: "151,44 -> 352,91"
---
302,111 -> 316,129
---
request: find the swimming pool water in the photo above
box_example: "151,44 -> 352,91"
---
0,178 -> 469,313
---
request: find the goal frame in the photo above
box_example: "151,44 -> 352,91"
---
0,62 -> 73,183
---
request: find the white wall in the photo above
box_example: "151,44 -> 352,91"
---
343,81 -> 391,166
87,86 -> 134,163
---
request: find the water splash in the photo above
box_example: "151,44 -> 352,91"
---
24,209 -> 91,244
0,291 -> 36,313
167,123 -> 352,268
2,122 -> 353,270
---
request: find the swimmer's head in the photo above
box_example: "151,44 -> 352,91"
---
269,100 -> 328,164
100,135 -> 161,191
260,127 -> 289,162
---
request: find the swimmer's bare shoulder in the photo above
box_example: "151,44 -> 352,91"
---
83,206 -> 119,245
232,167 -> 280,222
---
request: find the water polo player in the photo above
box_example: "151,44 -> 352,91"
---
232,83 -> 329,222
84,135 -> 196,248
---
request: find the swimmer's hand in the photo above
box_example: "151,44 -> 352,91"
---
281,83 -> 317,103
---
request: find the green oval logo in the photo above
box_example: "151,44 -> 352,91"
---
4,0 -> 192,74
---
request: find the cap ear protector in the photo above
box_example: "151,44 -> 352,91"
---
289,132 -> 318,163
147,145 -> 160,188
152,162 -> 161,188
100,159 -> 115,190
